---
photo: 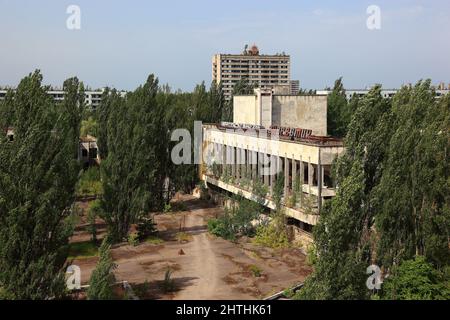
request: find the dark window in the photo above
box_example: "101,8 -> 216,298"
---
82,149 -> 88,157
89,148 -> 97,159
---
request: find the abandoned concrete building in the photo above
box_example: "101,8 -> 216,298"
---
200,88 -> 345,246
78,135 -> 100,168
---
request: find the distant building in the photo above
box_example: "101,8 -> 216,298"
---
289,80 -> 300,95
212,45 -> 291,100
78,135 -> 100,168
0,88 -> 126,111
317,85 -> 450,100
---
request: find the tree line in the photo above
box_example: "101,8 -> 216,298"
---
298,80 -> 450,300
0,70 -> 234,298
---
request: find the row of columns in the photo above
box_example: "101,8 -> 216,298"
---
209,143 -> 324,212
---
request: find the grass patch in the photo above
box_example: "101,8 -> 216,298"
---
145,235 -> 164,245
249,265 -> 263,277
67,241 -> 99,259
175,232 -> 192,242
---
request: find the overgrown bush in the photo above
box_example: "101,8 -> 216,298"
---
127,232 -> 139,246
76,167 -> 103,197
253,223 -> 290,249
136,217 -> 157,241
163,203 -> 172,213
207,216 -> 236,241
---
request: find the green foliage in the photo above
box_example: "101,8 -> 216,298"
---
160,268 -> 176,293
87,200 -> 102,244
327,77 -> 352,137
0,70 -> 82,299
136,216 -> 157,241
163,203 -> 172,213
299,81 -> 450,300
207,217 -> 236,241
100,75 -> 167,242
67,241 -> 98,259
80,116 -> 98,137
249,265 -> 262,277
87,240 -> 117,300
127,232 -> 139,246
380,256 -> 450,300
253,223 -> 290,249
306,244 -> 318,266
76,167 -> 102,197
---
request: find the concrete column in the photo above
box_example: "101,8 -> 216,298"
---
221,144 -> 226,176
292,157 -> 297,193
231,146 -> 236,179
318,151 -> 322,213
257,152 -> 262,184
234,147 -> 241,182
299,156 -> 304,207
246,149 -> 250,180
264,153 -> 270,188
269,155 -> 275,195
252,151 -> 257,182
308,158 -> 313,194
284,156 -> 289,197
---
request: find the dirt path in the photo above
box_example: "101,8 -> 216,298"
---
172,206 -> 220,299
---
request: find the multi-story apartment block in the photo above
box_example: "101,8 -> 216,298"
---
0,88 -> 124,111
317,83 -> 450,100
212,45 -> 298,99
200,88 -> 344,247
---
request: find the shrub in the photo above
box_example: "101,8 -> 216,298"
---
76,167 -> 103,197
207,217 -> 235,241
160,268 -> 176,293
163,203 -> 172,213
249,265 -> 262,277
253,223 -> 290,249
136,217 -> 157,241
127,232 -> 139,247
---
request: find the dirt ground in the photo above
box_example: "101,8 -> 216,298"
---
70,194 -> 312,300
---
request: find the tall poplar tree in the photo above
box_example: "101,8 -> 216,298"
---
0,70 -> 81,299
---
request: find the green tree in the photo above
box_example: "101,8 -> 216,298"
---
87,240 -> 117,300
298,85 -> 392,300
327,77 -> 350,137
0,70 -> 81,299
101,75 -> 167,242
380,256 -> 450,300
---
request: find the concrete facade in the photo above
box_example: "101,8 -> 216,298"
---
233,89 -> 328,136
201,89 -> 344,244
212,45 -> 292,100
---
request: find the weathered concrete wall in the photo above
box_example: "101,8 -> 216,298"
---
272,95 -> 328,136
233,95 -> 258,125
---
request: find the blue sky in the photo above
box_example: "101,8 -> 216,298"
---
0,0 -> 449,91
